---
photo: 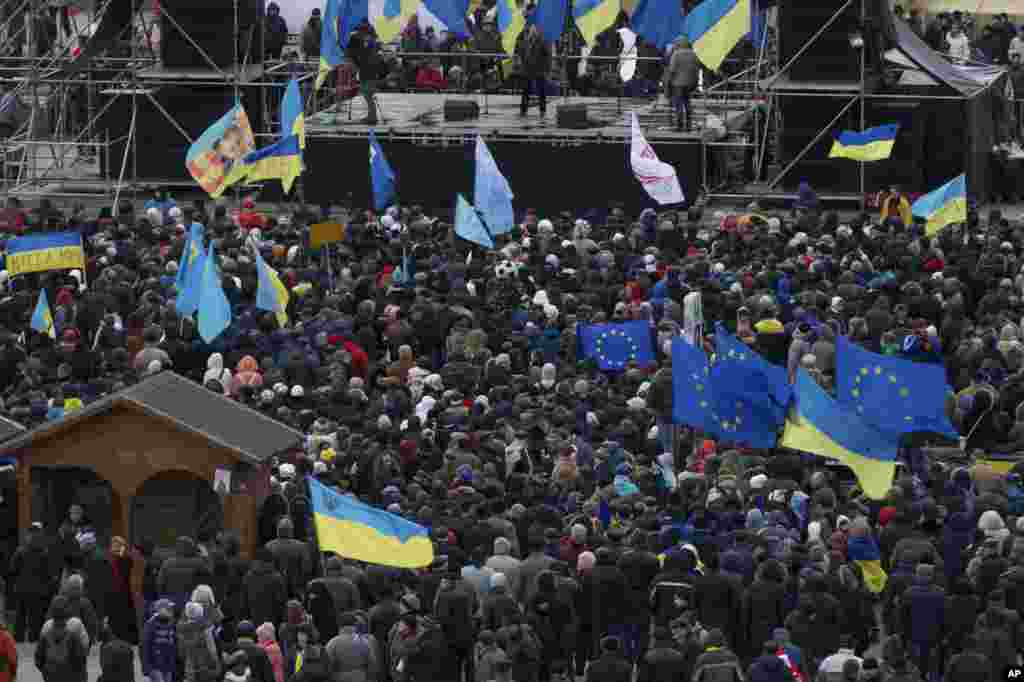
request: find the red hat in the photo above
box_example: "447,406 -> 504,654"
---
878,506 -> 897,527
242,197 -> 255,209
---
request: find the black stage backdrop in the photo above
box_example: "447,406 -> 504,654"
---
301,137 -> 703,216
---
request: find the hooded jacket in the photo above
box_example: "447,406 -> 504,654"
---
158,537 -> 213,608
141,608 -> 178,677
177,613 -> 221,682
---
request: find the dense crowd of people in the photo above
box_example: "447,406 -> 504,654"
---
3,185 -> 1024,682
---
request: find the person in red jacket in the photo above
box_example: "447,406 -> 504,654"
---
0,616 -> 15,682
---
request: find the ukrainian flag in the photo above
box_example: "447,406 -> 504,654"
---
6,232 -> 85,277
254,245 -> 290,327
781,370 -> 898,500
847,534 -> 887,593
316,0 -> 345,91
912,173 -> 967,236
828,124 -> 899,162
496,0 -> 525,61
573,0 -> 619,45
240,136 -> 303,194
281,78 -> 305,148
309,476 -> 434,568
30,289 -> 55,339
683,0 -> 750,72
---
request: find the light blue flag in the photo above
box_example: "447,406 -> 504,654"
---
369,130 -> 396,211
631,0 -> 685,50
474,135 -> 514,235
423,0 -> 471,38
197,242 -> 232,344
176,237 -> 208,317
529,0 -> 568,42
836,336 -> 958,439
31,289 -> 55,339
176,222 -> 204,293
455,194 -> 494,248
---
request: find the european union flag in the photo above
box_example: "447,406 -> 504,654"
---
836,336 -> 958,439
671,336 -> 783,449
714,323 -> 791,424
578,321 -> 654,371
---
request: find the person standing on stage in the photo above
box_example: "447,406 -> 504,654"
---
347,21 -> 384,125
516,24 -> 550,119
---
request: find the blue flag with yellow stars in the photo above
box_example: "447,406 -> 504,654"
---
671,337 -> 781,449
836,336 -> 958,439
577,321 -> 654,371
713,323 -> 792,425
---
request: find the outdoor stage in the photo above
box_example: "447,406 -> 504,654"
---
299,92 -> 756,212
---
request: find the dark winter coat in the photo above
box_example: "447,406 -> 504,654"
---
636,638 -> 686,682
585,652 -> 632,682
901,577 -> 945,643
741,575 -> 786,657
243,560 -> 288,629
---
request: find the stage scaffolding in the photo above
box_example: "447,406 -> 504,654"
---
0,0 -> 774,205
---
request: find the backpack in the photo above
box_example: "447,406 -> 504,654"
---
44,629 -> 78,678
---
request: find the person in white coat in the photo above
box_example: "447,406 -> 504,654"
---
947,23 -> 971,63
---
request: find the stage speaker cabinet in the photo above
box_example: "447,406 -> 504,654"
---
161,0 -> 264,69
444,100 -> 480,122
557,103 -> 588,130
777,0 -> 891,82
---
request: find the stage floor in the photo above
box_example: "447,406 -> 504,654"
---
307,92 -> 754,142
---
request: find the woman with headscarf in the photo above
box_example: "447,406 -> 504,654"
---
204,353 -> 232,394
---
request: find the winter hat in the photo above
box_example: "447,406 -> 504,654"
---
577,551 -> 596,572
749,473 -> 768,490
571,524 -> 587,542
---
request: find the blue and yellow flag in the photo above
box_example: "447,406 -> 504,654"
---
781,370 -> 898,500
578,321 -> 654,372
254,245 -> 290,327
186,105 -> 256,198
631,0 -> 685,50
912,173 -> 967,236
317,0 -> 345,91
309,476 -> 434,568
530,0 -> 567,42
6,232 -> 85,277
281,78 -> 305,148
239,136 -> 303,194
836,336 -> 958,439
197,241 -> 232,344
573,0 -> 619,45
31,289 -> 55,339
828,124 -> 899,162
671,336 -> 782,449
847,534 -> 887,593
496,0 -> 526,58
175,222 -> 204,293
683,0 -> 751,71
176,238 -> 207,318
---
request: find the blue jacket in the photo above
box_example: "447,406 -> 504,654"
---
141,614 -> 177,676
902,578 -> 945,643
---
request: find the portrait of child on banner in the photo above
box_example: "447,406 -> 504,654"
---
186,104 -> 256,197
